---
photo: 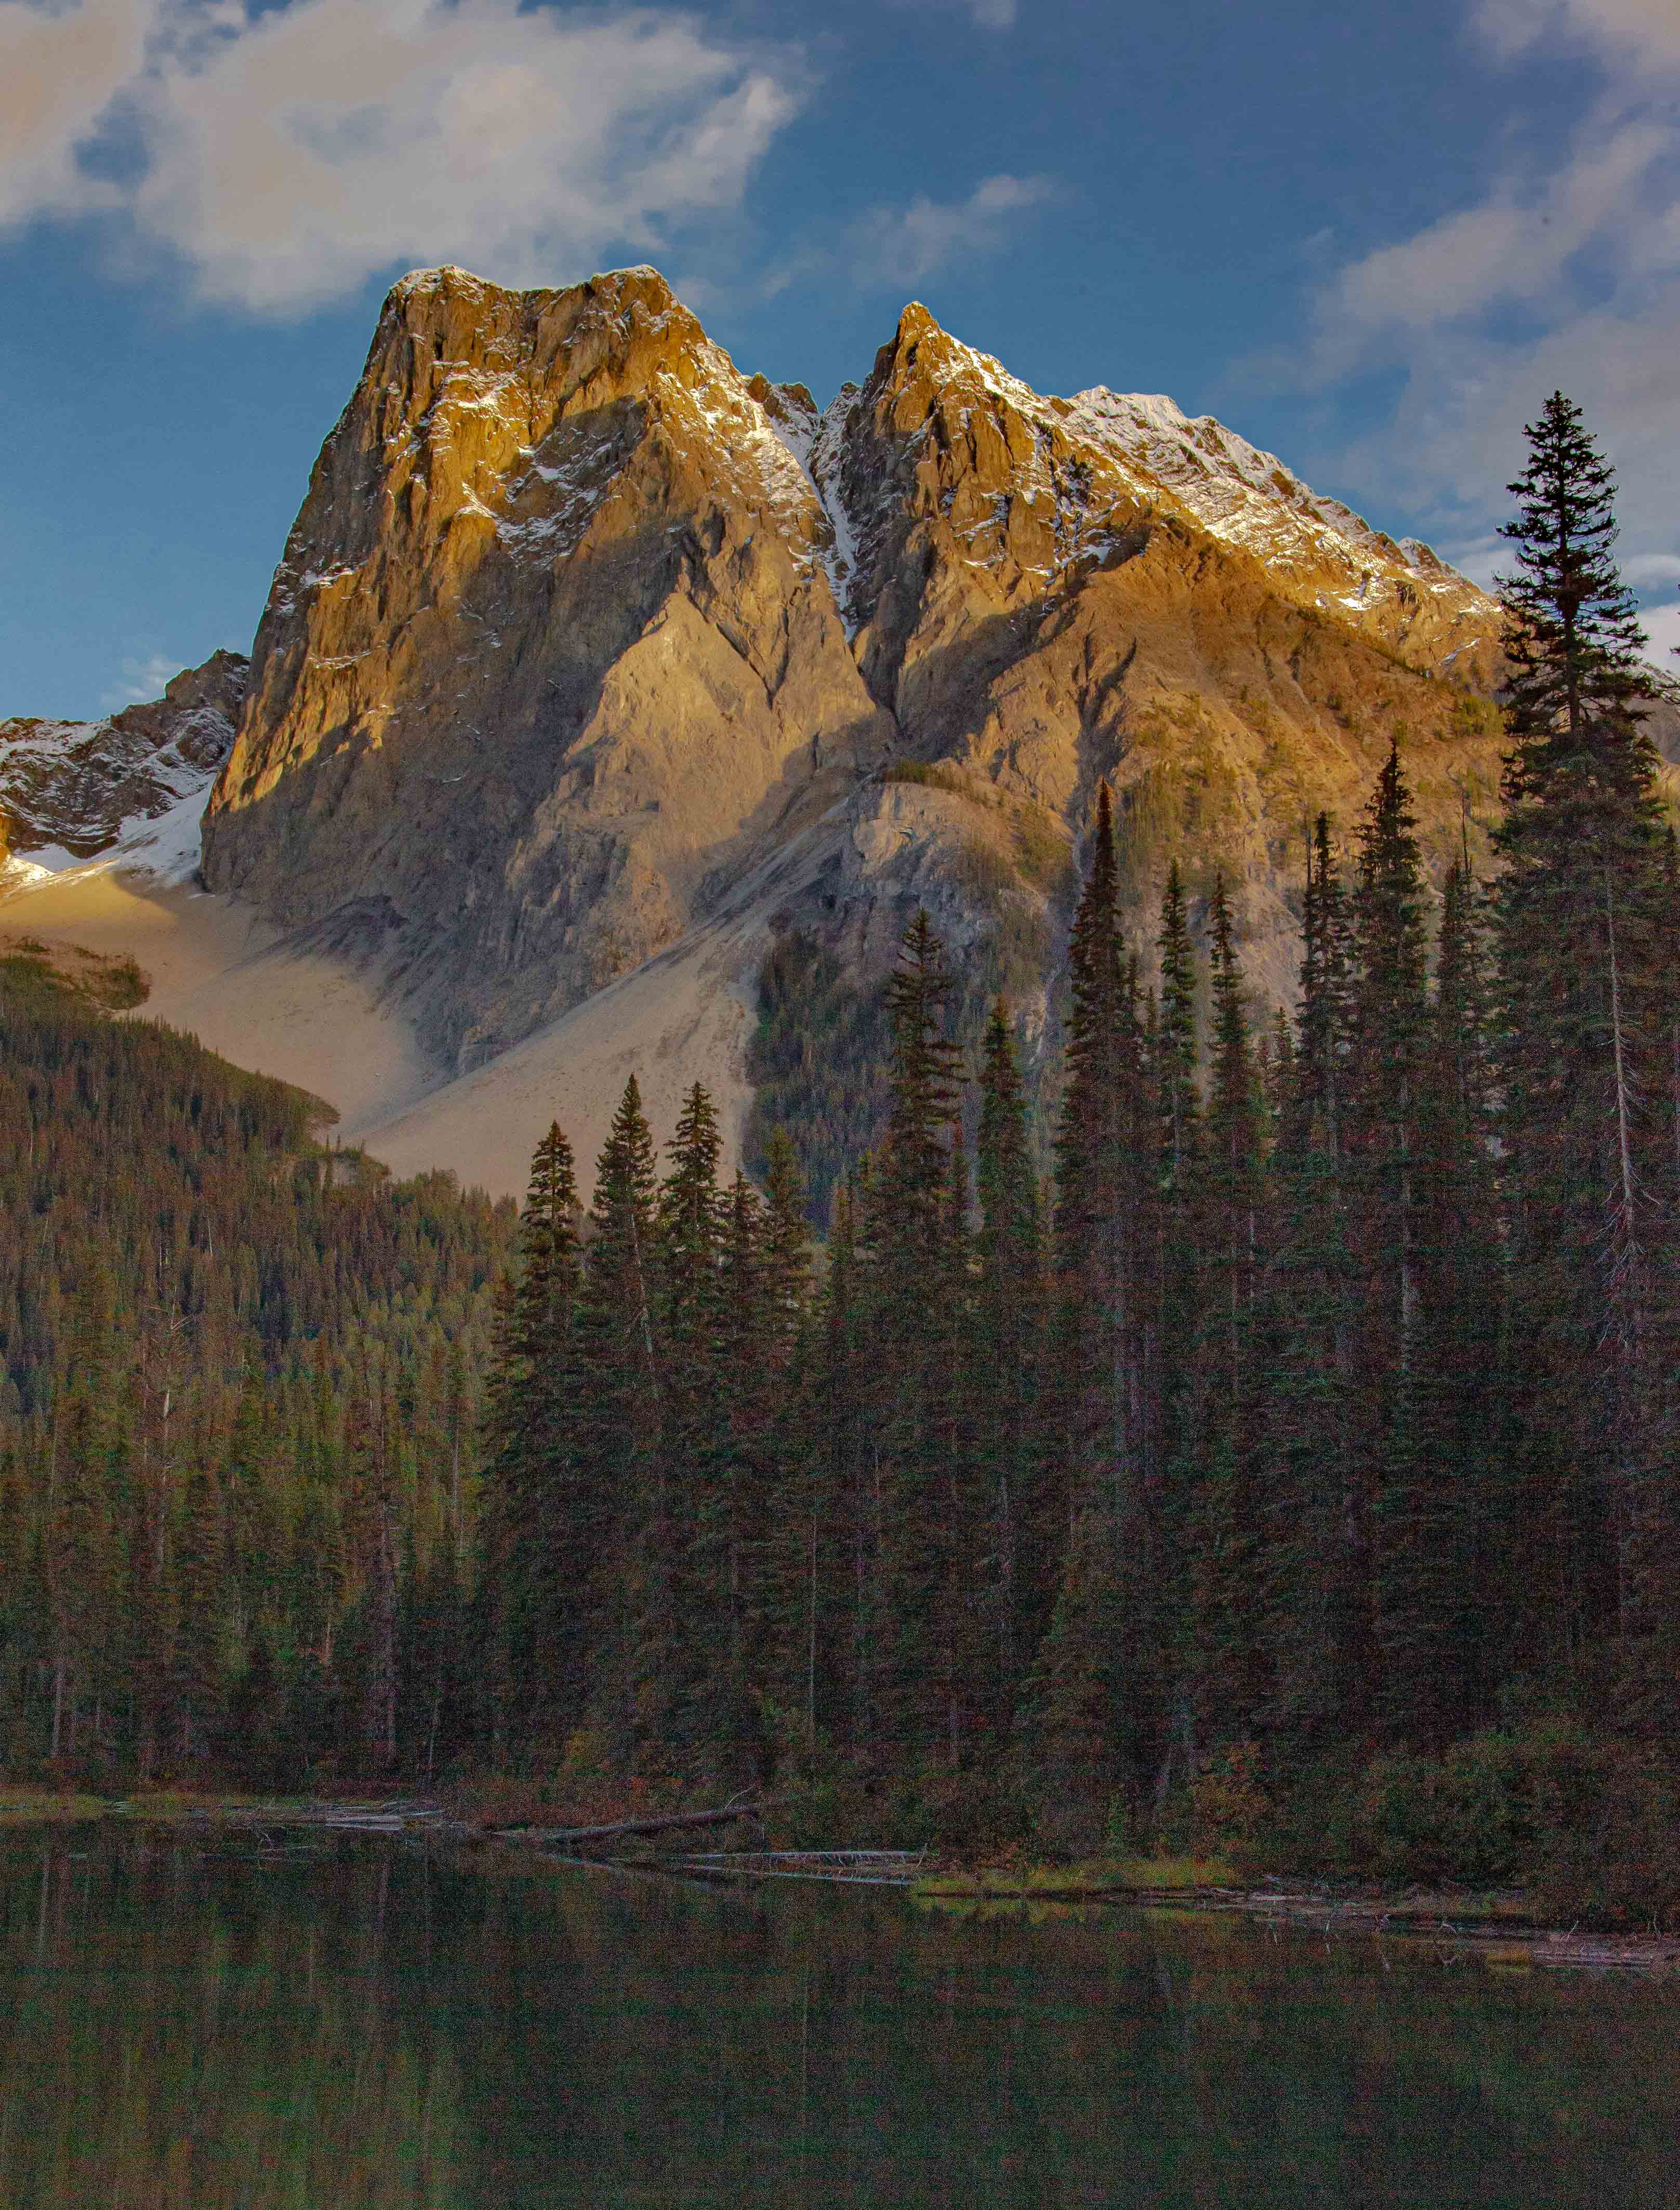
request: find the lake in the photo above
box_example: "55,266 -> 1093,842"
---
1,1827 -> 1674,2207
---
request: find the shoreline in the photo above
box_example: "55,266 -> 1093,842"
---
6,1785 -> 1678,1973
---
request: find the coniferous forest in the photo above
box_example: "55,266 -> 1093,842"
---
3,398 -> 1677,1902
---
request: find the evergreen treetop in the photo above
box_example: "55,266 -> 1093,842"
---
1497,391 -> 1651,743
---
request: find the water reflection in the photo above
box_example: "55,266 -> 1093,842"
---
1,1830 -> 1673,2207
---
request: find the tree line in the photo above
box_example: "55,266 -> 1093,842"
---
1,394 -> 1673,1849
477,394 -> 1678,1837
0,981 -> 513,1781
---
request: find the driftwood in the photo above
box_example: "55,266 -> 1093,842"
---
491,1802 -> 767,1850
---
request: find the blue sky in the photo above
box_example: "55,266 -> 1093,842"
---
2,0 -> 1676,719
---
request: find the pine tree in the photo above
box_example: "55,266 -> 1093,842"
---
871,911 -> 967,1771
654,1082 -> 730,1770
1342,746 -> 1439,1738
1053,788 -> 1152,1522
47,1395 -> 112,1762
1493,394 -> 1670,1678
710,1167 -> 768,1778
1378,858 -> 1501,1744
577,1076 -> 662,1767
1348,745 -> 1431,1377
1264,822 -> 1362,1757
1291,815 -> 1353,1160
347,1361 -> 401,1771
1156,860 -> 1200,1200
1188,873 -> 1266,1746
747,1137 -> 819,1755
973,1002 -> 1045,1713
1051,786 -> 1162,1800
1498,392 -> 1653,744
1154,865 -> 1203,1570
806,1175 -> 874,1760
173,1457 -> 224,1765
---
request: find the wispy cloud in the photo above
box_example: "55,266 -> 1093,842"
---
890,0 -> 1018,29
1290,0 -> 1680,621
851,173 -> 1057,288
0,0 -> 806,311
100,650 -> 180,713
0,0 -> 155,226
1641,602 -> 1680,677
1471,0 -> 1680,68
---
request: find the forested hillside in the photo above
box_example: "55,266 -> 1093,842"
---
0,956 -> 513,1779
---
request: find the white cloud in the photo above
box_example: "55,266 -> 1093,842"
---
0,0 -> 156,226
1313,121 -> 1668,372
852,173 -> 1056,288
100,650 -> 180,712
1472,0 -> 1680,67
1289,1 -> 1680,597
892,0 -> 1017,27
1624,553 -> 1680,589
0,0 -> 806,311
1639,601 -> 1680,680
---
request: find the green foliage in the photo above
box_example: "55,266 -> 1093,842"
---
0,964 -> 512,1781
744,931 -> 893,1228
1450,691 -> 1501,742
881,760 -> 975,797
1012,803 -> 1074,899
1251,1725 -> 1680,1925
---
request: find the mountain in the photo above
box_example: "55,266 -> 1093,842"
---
200,266 -> 1509,1083
6,268 -> 1538,1195
1,651 -> 247,878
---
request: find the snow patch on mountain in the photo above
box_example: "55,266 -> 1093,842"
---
1,652 -> 245,879
1060,388 -> 1470,604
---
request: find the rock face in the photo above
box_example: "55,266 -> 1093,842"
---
202,267 -> 1512,1068
1,651 -> 247,863
202,267 -> 890,1067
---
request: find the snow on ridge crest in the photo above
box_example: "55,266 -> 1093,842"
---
1061,384 -> 1469,593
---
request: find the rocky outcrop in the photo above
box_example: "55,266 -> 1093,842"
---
1,651 -> 247,861
202,267 -> 1512,1068
202,267 -> 891,1068
812,308 -> 1506,1010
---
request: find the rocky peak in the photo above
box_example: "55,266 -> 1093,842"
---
1,649 -> 247,867
198,265 -> 1514,1079
204,264 -> 892,1070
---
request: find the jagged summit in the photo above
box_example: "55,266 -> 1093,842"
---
184,261 -> 1505,1074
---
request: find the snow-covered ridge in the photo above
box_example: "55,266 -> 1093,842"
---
1059,388 -> 1464,595
861,311 -> 1486,634
0,652 -> 246,894
349,271 -> 1488,649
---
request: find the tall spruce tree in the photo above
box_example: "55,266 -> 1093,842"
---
1344,747 -> 1456,1744
1265,819 -> 1363,1756
1051,787 -> 1162,1802
577,1077 -> 662,1766
1492,394 -> 1671,1680
481,1122 -> 585,1755
1154,864 -> 1203,1557
973,1001 -> 1045,1714
654,1082 -> 731,1769
871,910 -> 967,1770
1377,857 -> 1501,1744
1188,873 -> 1266,1748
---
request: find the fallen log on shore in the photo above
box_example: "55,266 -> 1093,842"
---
490,1802 -> 767,1850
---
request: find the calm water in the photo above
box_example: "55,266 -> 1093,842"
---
1,1828 -> 1675,2208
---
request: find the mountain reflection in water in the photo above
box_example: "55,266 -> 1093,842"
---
1,1829 -> 1673,2207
